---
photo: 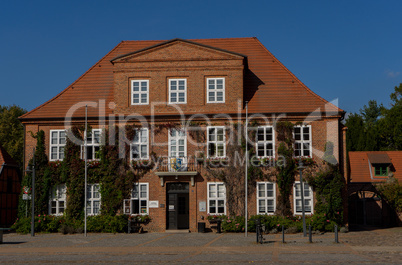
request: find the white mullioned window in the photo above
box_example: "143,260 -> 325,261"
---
293,181 -> 314,215
208,182 -> 226,215
49,184 -> 66,216
129,183 -> 149,215
131,80 -> 149,105
257,182 -> 276,214
50,130 -> 66,161
207,78 -> 225,103
294,125 -> 312,157
207,126 -> 226,157
169,129 -> 186,158
130,128 -> 149,160
256,126 -> 275,158
169,79 -> 187,104
82,129 -> 102,160
86,184 -> 101,216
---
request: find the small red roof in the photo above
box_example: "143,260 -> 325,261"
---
20,37 -> 343,120
0,144 -> 17,166
349,151 -> 402,182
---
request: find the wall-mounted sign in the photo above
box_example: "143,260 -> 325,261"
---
149,200 -> 159,208
169,205 -> 175,210
199,201 -> 206,212
22,194 -> 31,200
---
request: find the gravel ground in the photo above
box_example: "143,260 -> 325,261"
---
0,227 -> 401,264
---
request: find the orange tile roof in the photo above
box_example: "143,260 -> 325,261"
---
20,37 -> 343,120
349,151 -> 402,183
0,144 -> 17,166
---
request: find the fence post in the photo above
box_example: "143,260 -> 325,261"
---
335,225 -> 339,243
309,225 -> 312,243
282,225 -> 285,243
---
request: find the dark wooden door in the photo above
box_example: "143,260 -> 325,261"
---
166,183 -> 189,230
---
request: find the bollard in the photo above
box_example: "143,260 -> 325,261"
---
309,225 -> 312,243
335,225 -> 339,243
282,225 -> 285,243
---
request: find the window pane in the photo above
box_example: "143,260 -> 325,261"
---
209,185 -> 216,198
294,127 -> 301,140
209,128 -> 215,141
217,184 -> 224,197
140,185 -> 147,198
217,200 -> 225,213
217,144 -> 224,157
208,143 -> 216,157
51,132 -> 58,144
258,183 -> 265,197
141,145 -> 147,158
60,131 -> 66,144
295,183 -> 301,197
258,200 -> 265,213
141,82 -> 147,91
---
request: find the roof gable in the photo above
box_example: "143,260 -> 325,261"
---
111,38 -> 245,63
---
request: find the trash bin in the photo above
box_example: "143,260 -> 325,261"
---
198,222 -> 206,233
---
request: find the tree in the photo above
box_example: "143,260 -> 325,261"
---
0,105 -> 27,167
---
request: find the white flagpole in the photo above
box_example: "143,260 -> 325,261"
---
84,104 -> 88,237
245,101 -> 248,237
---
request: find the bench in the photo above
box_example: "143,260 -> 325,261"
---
0,228 -> 11,244
127,220 -> 143,234
208,219 -> 222,233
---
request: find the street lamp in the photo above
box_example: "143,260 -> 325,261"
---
298,158 -> 307,237
25,148 -> 35,237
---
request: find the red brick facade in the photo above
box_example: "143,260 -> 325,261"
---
20,38 -> 345,232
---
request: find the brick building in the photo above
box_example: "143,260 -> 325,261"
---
348,151 -> 402,227
20,38 -> 346,232
0,144 -> 21,227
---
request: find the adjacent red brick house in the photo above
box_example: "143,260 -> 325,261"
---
0,144 -> 21,227
20,38 -> 346,232
348,151 -> 402,227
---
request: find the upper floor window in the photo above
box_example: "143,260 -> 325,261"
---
49,184 -> 66,216
294,125 -> 312,157
50,130 -> 66,161
131,80 -> 149,105
86,184 -> 101,216
82,129 -> 102,160
257,182 -> 276,214
256,126 -> 275,158
207,78 -> 225,103
130,128 -> 149,160
169,79 -> 187,104
293,181 -> 313,215
208,182 -> 226,215
207,126 -> 225,157
169,129 -> 186,158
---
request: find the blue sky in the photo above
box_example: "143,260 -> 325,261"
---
1,0 -> 401,114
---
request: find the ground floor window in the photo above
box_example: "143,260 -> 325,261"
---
293,181 -> 314,214
207,182 -> 226,215
257,182 -> 276,214
49,184 -> 66,216
124,183 -> 149,215
86,184 -> 101,215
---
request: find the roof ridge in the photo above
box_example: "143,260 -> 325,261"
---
253,38 -> 343,113
19,41 -> 125,119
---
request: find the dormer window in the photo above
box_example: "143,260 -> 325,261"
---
374,164 -> 388,176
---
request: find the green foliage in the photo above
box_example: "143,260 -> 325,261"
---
376,180 -> 402,212
87,215 -> 128,233
12,215 -> 66,234
0,105 -> 27,168
307,165 -> 344,225
275,121 -> 296,216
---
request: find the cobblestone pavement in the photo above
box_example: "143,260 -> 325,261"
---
0,227 -> 401,264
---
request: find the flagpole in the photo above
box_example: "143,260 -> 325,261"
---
245,101 -> 248,237
84,104 -> 88,237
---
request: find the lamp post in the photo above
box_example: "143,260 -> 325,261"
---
245,101 -> 248,237
298,158 -> 307,237
25,148 -> 35,237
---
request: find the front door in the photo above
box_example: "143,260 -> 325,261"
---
166,182 -> 189,230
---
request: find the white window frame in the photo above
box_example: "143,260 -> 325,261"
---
293,181 -> 314,215
49,184 -> 66,216
207,182 -> 226,215
293,125 -> 312,158
168,79 -> 187,104
86,184 -> 101,216
130,128 -> 149,160
256,126 -> 275,158
131,80 -> 149,105
169,128 -> 187,158
207,126 -> 226,158
81,129 -> 102,161
206,77 -> 225,103
257,182 -> 276,215
49,130 -> 66,161
127,183 -> 149,215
